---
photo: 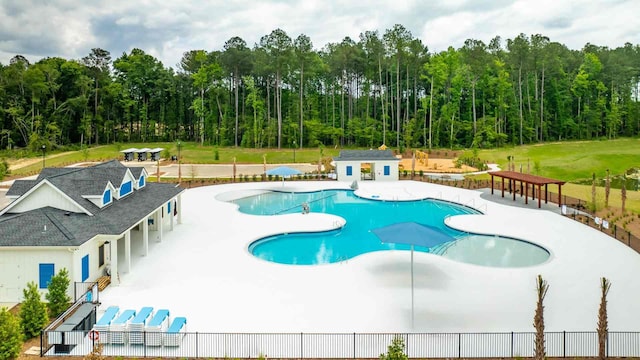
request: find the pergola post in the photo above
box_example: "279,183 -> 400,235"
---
545,184 -> 548,204
491,174 -> 494,195
512,179 -> 516,201
538,184 -> 542,208
525,182 -> 529,204
558,184 -> 563,207
501,177 -> 505,198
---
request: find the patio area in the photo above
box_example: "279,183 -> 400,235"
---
97,180 -> 640,334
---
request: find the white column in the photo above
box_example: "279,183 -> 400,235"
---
170,199 -> 175,231
158,207 -> 164,242
142,218 -> 149,256
177,194 -> 182,224
110,238 -> 119,286
124,231 -> 131,274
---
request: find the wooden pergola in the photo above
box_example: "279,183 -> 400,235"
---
489,171 -> 566,208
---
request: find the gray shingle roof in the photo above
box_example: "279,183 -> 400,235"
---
6,180 -> 38,196
333,150 -> 400,161
37,168 -> 79,180
0,160 -> 184,247
128,167 -> 145,178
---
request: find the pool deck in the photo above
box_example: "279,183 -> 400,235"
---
99,180 -> 640,334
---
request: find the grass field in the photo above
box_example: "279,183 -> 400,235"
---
478,138 -> 640,182
3,139 -> 639,211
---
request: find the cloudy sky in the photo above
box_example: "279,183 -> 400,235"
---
1,0 -> 638,69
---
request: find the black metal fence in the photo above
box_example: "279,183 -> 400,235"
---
41,330 -> 640,358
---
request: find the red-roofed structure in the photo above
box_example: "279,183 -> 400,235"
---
489,171 -> 566,208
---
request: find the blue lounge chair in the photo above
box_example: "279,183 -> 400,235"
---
92,306 -> 119,344
163,317 -> 187,347
129,307 -> 154,345
145,309 -> 170,346
109,309 -> 136,344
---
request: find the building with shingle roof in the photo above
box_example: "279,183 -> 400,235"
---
0,160 -> 185,303
333,150 -> 400,181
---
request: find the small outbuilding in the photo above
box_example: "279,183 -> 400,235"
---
120,148 -> 138,162
333,150 -> 400,181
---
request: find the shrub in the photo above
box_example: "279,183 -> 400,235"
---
0,159 -> 9,182
379,336 -> 407,360
19,282 -> 49,338
46,268 -> 71,318
0,307 -> 23,360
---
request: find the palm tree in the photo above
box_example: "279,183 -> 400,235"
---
597,277 -> 611,360
534,275 -> 549,360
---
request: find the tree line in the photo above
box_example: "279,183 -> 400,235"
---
1,25 -> 639,152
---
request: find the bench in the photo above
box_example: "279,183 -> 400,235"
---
97,276 -> 110,291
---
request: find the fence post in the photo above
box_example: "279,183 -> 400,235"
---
628,232 -> 631,247
563,331 -> 566,358
196,332 -> 198,359
405,333 -> 409,358
300,332 -> 304,359
144,331 -> 146,358
353,332 -> 356,359
40,330 -> 44,357
511,332 -> 514,358
458,332 -> 462,358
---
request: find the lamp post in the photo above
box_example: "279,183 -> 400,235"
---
177,140 -> 182,184
41,145 -> 46,168
293,140 -> 297,163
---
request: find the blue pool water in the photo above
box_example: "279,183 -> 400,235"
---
232,190 -> 549,267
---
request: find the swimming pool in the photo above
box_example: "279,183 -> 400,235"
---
231,190 -> 549,267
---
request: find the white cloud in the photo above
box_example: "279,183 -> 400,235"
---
0,0 -> 638,67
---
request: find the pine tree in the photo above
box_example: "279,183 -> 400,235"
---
0,307 -> 23,360
46,268 -> 71,318
19,282 -> 49,338
597,278 -> 611,360
534,275 -> 549,360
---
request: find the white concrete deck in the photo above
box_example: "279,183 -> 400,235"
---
98,180 -> 640,333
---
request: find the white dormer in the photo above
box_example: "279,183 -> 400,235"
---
135,168 -> 148,190
82,182 -> 116,209
115,168 -> 137,200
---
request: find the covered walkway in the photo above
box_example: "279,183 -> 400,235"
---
489,171 -> 565,208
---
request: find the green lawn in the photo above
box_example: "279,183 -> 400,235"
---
4,139 -> 640,213
5,143 -> 341,177
478,138 -> 640,182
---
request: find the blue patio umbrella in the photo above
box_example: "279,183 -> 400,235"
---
266,166 -> 302,184
372,222 -> 455,328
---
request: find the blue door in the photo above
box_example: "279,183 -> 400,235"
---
346,166 -> 353,176
384,165 -> 390,176
81,255 -> 89,281
39,263 -> 55,289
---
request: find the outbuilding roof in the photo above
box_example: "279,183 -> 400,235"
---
333,150 -> 400,161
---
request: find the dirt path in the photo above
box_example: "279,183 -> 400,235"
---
7,152 -> 75,171
399,158 -> 477,173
